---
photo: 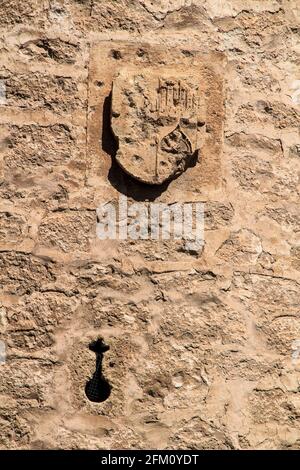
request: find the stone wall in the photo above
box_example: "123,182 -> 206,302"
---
0,0 -> 299,449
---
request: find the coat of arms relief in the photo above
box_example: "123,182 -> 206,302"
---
111,68 -> 206,185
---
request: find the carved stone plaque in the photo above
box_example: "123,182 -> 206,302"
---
111,68 -> 206,185
88,43 -> 225,195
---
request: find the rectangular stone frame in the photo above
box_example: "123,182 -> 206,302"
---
87,42 -> 225,202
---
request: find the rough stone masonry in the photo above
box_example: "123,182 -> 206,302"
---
0,0 -> 299,450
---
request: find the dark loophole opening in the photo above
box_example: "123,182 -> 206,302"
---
85,338 -> 111,403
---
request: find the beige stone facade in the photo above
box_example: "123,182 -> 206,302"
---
0,0 -> 299,450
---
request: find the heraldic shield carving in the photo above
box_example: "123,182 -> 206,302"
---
111,67 -> 206,185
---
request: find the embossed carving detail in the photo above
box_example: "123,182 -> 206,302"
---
155,78 -> 200,116
111,68 -> 206,185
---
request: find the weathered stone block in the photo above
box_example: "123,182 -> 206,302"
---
88,42 -> 225,195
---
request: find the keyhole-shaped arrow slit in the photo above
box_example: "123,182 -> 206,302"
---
85,338 -> 111,403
